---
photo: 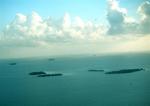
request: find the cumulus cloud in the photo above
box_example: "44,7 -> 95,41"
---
2,11 -> 106,46
2,0 -> 150,42
0,0 -> 150,57
138,1 -> 150,34
107,0 -> 138,35
107,0 -> 150,35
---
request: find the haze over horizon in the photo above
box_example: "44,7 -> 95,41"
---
0,0 -> 150,58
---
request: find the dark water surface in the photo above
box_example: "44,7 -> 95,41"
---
0,53 -> 150,106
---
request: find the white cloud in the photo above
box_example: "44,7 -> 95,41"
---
108,0 -> 127,14
138,1 -> 150,34
15,13 -> 27,24
107,0 -> 138,35
73,16 -> 85,28
62,13 -> 71,28
107,0 -> 150,35
1,11 -> 107,47
0,0 -> 150,58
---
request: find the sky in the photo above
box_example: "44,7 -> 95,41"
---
0,0 -> 145,28
0,0 -> 150,58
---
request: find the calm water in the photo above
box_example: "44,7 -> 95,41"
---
0,53 -> 150,106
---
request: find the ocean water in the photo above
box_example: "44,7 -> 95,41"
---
0,53 -> 150,106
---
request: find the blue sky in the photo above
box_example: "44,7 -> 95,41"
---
1,0 -> 105,28
0,0 -> 146,29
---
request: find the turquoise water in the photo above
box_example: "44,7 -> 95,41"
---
0,53 -> 150,106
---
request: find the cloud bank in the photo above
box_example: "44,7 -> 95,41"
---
0,0 -> 150,57
2,11 -> 106,46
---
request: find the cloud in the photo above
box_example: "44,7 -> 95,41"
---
62,13 -> 71,28
1,11 -> 106,47
138,1 -> 150,34
0,0 -> 150,58
114,35 -> 150,52
2,0 -> 150,43
107,0 -> 138,35
107,0 -> 150,35
4,11 -> 48,38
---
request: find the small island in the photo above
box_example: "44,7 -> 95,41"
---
88,69 -> 104,72
48,58 -> 55,61
105,68 -> 144,74
29,71 -> 63,77
9,63 -> 17,65
29,71 -> 46,75
38,73 -> 63,77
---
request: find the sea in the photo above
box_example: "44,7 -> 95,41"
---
0,53 -> 150,106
